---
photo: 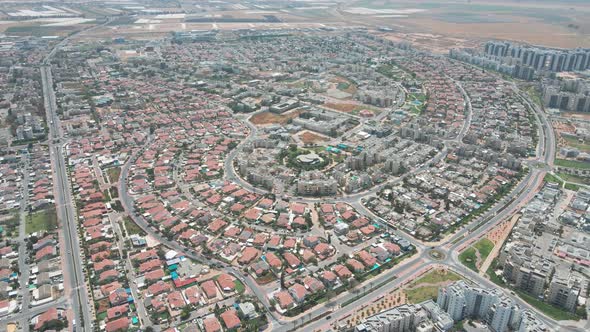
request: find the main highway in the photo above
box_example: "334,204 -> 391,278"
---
47,21 -> 569,332
25,10 -> 573,332
42,65 -> 92,331
302,78 -> 572,332
40,17 -> 114,332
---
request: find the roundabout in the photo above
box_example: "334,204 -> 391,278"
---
428,248 -> 447,261
109,30 -> 565,332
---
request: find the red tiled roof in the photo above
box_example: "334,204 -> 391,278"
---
201,280 -> 217,299
34,307 -> 59,330
220,309 -> 241,329
167,291 -> 186,309
105,317 -> 130,332
106,304 -> 129,320
216,273 -> 235,292
203,317 -> 222,332
275,290 -> 294,309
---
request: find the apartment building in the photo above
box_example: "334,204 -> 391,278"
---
547,270 -> 585,313
355,303 -> 428,332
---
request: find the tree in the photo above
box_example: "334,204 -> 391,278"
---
445,198 -> 451,211
180,306 -> 191,320
214,303 -> 221,315
394,201 -> 405,214
280,268 -> 287,289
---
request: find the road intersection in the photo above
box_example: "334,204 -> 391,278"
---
113,65 -> 574,332
39,18 -> 572,332
38,18 -> 114,332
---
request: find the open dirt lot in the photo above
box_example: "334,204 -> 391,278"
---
324,103 -> 360,114
299,131 -> 329,144
249,110 -> 303,126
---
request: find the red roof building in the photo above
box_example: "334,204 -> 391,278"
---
34,308 -> 60,331
105,317 -> 130,332
220,309 -> 241,329
203,317 -> 222,332
216,273 -> 235,292
106,304 -> 129,321
200,280 -> 218,299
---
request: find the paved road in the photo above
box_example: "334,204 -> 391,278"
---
30,16 -> 568,332
0,299 -> 67,326
112,37 -> 572,332
39,16 -> 115,332
16,155 -> 31,331
108,212 -> 151,329
118,138 -> 284,328
42,66 -> 92,332
308,75 -> 563,331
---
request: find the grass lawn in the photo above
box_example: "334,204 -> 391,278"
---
404,269 -> 462,304
96,311 -> 107,321
557,172 -> 590,185
460,238 -> 494,271
473,238 -> 494,262
459,247 -> 478,271
337,82 -> 351,91
562,136 -> 590,153
515,289 -> 580,321
124,216 -> 146,236
525,86 -> 544,108
543,173 -> 564,186
413,269 -> 462,285
555,159 -> 590,170
26,208 -> 58,234
106,167 -> 121,183
405,285 -> 439,303
486,259 -> 504,286
377,64 -> 403,80
564,183 -> 581,191
409,93 -> 427,103
234,280 -> 245,294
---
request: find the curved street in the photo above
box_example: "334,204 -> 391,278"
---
115,66 -> 570,331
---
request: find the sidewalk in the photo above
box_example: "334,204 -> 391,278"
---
478,214 -> 520,276
272,250 -> 422,323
